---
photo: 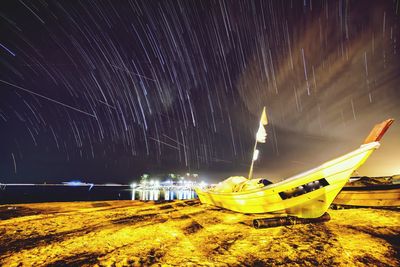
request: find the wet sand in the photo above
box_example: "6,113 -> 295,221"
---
0,200 -> 399,266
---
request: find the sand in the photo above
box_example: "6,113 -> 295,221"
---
0,200 -> 399,266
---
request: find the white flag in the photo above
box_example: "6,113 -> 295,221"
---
256,107 -> 268,143
256,123 -> 267,143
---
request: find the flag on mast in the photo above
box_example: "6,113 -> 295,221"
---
256,107 -> 268,143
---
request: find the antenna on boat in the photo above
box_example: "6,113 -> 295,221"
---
248,107 -> 268,179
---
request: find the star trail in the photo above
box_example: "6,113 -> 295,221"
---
0,0 -> 399,183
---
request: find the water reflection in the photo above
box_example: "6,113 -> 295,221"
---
131,188 -> 197,201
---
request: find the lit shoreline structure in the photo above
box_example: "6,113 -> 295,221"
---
131,174 -> 207,201
195,114 -> 394,218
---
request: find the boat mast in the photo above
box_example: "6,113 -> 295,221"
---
248,138 -> 259,179
248,107 -> 268,179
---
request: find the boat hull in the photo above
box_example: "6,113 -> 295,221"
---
196,142 -> 380,218
333,184 -> 400,207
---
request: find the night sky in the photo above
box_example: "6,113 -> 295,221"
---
1,0 -> 399,184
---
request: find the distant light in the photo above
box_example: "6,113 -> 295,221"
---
63,180 -> 85,186
130,183 -> 137,188
253,149 -> 260,161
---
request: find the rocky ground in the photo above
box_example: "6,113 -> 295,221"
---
0,200 -> 399,266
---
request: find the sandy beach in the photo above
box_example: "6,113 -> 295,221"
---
0,200 -> 399,266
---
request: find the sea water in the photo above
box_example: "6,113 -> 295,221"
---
0,185 -> 197,204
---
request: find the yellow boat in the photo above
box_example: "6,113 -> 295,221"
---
195,119 -> 394,218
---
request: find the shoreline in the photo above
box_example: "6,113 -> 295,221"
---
1,200 -> 399,266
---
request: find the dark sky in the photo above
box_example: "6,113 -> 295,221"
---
0,0 -> 399,184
